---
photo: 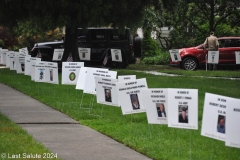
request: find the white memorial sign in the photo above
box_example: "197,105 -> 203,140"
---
208,51 -> 219,64
78,48 -> 91,61
111,49 -> 122,62
52,49 -> 64,61
116,78 -> 148,115
76,67 -> 91,90
225,98 -> 240,148
95,77 -> 119,106
9,54 -> 16,70
24,57 -> 41,76
34,61 -> 46,82
201,93 -> 227,141
62,62 -> 84,84
141,89 -> 168,124
16,56 -> 26,74
235,51 -> 240,64
0,49 -> 8,64
118,75 -> 136,82
169,49 -> 181,62
31,58 -> 42,80
6,52 -> 15,68
168,89 -> 198,130
84,68 -> 117,94
45,62 -> 59,84
19,47 -> 28,55
0,50 -> 9,65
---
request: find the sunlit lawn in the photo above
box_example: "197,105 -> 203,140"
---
0,67 -> 239,160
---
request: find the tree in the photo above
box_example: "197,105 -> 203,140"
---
151,0 -> 240,48
0,0 -> 158,61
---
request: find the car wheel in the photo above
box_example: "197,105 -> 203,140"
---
182,57 -> 198,70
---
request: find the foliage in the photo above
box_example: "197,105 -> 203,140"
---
142,28 -> 161,59
148,0 -> 240,49
14,20 -> 63,48
0,26 -> 19,49
0,0 -> 157,60
141,52 -> 170,65
0,39 -> 4,47
8,45 -> 20,51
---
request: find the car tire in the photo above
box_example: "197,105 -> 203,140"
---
182,57 -> 198,70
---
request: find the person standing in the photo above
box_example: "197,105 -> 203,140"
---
204,31 -> 219,70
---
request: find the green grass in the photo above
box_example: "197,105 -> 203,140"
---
0,112 -> 60,160
155,69 -> 240,78
127,63 -> 174,71
0,68 -> 240,160
127,63 -> 240,78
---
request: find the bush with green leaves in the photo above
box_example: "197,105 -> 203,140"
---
141,50 -> 170,65
0,39 -> 4,47
142,28 -> 161,59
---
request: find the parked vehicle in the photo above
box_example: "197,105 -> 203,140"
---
170,37 -> 240,70
30,28 -> 139,68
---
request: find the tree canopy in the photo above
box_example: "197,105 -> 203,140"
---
0,0 -> 158,60
144,0 -> 240,49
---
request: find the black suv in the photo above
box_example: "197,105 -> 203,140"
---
30,28 -> 139,68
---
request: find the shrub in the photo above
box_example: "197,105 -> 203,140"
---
0,39 -> 4,47
141,51 -> 170,65
142,28 -> 160,59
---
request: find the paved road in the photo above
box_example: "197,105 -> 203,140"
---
0,83 -> 151,160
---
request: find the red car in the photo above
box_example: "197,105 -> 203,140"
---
170,37 -> 240,70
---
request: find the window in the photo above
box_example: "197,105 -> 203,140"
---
110,30 -> 128,41
224,39 -> 240,47
90,30 -> 106,41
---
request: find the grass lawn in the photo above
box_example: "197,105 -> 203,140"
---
0,67 -> 239,160
0,112 -> 60,160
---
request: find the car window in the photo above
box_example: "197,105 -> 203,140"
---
218,40 -> 225,48
110,30 -> 128,41
90,30 -> 106,41
223,39 -> 240,47
77,29 -> 86,42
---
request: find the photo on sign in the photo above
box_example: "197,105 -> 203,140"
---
178,105 -> 188,123
207,51 -> 219,64
156,103 -> 167,117
111,49 -> 122,62
21,63 -> 25,71
78,48 -> 91,60
50,69 -> 53,81
216,115 -> 225,134
130,94 -> 140,110
39,69 -> 44,80
211,54 -> 215,62
58,53 -> 62,60
174,53 -> 178,61
169,49 -> 181,62
104,89 -> 112,102
69,72 -> 76,81
115,53 -> 119,60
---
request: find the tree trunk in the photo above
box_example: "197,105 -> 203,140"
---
209,0 -> 215,32
61,26 -> 80,62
